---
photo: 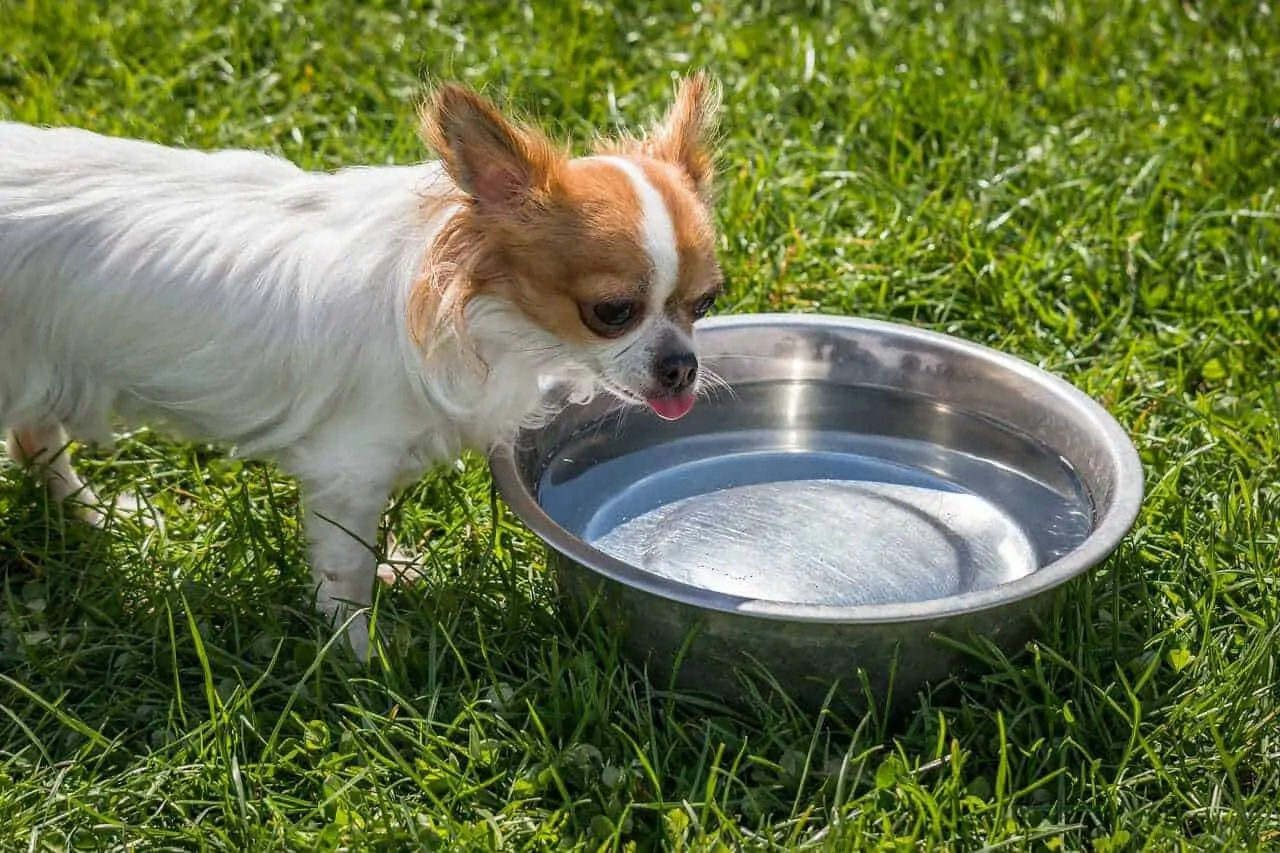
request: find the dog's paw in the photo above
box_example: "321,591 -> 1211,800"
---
376,536 -> 427,586
344,615 -> 373,662
319,607 -> 375,662
376,554 -> 427,586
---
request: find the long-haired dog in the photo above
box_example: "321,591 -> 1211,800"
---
0,74 -> 724,658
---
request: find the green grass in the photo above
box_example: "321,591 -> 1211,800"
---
2,0 -> 1278,848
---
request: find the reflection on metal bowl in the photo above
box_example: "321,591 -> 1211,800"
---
491,314 -> 1144,711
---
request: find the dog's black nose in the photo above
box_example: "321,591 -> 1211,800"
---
655,352 -> 698,393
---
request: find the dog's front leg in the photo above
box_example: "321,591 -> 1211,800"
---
300,476 -> 392,661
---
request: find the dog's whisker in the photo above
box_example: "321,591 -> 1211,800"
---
697,367 -> 737,402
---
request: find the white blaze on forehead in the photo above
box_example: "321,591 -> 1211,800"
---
595,156 -> 680,302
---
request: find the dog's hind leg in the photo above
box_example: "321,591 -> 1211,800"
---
5,421 -> 152,528
6,421 -> 108,524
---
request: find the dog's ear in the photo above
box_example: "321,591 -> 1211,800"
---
646,71 -> 721,200
421,84 -> 560,213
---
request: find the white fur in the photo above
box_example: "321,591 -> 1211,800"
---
597,156 -> 680,296
587,157 -> 694,392
0,122 -> 643,659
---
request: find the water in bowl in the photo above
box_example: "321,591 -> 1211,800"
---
536,382 -> 1094,606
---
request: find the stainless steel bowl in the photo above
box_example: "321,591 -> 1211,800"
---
491,314 -> 1144,711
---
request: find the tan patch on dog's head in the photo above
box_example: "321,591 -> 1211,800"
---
483,157 -> 659,344
409,74 -> 722,356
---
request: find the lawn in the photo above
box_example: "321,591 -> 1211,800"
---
1,0 -> 1278,849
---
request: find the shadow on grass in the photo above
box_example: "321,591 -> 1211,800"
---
0,463 -> 1266,847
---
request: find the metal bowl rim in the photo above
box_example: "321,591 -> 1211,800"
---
490,313 -> 1145,624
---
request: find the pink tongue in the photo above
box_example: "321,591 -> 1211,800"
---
646,391 -> 696,421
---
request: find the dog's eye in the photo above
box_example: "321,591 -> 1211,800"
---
595,301 -> 634,326
691,293 -> 717,319
582,299 -> 641,337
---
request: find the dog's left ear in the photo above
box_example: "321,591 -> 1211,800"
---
646,71 -> 721,200
421,84 -> 560,214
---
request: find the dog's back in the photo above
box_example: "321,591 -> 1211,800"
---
0,122 -> 439,452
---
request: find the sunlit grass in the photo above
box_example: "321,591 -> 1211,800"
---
2,0 -> 1277,848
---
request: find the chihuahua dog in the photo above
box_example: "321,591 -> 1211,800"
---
0,74 -> 724,658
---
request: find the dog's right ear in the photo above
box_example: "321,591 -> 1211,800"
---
421,85 -> 561,214
646,71 -> 721,201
